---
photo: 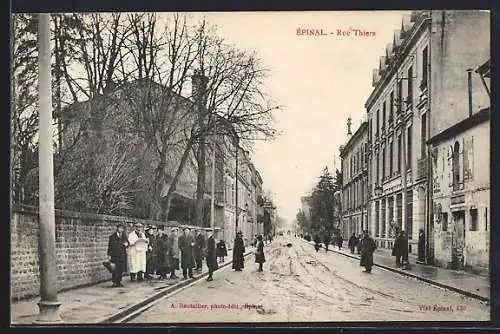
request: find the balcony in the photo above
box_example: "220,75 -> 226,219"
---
417,157 -> 428,180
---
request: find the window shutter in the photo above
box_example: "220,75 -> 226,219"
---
468,137 -> 474,180
447,146 -> 453,188
459,141 -> 464,189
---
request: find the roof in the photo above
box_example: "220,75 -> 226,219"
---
427,107 -> 490,145
476,59 -> 490,78
339,122 -> 368,158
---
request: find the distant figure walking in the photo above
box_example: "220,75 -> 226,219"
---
107,224 -> 128,287
392,230 -> 408,267
313,235 -> 321,252
359,230 -> 376,273
232,231 -> 245,271
216,239 -> 228,263
323,234 -> 331,253
348,233 -> 358,254
255,235 -> 266,272
336,233 -> 344,250
205,232 -> 218,281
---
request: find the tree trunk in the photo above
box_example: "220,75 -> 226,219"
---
195,133 -> 206,227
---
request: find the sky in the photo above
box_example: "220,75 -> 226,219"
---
185,11 -> 410,224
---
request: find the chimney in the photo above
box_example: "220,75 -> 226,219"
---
347,116 -> 352,136
192,69 -> 208,107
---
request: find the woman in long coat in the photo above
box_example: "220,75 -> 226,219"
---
205,232 -> 218,281
156,227 -> 171,279
359,230 -> 377,273
216,240 -> 228,263
392,230 -> 407,267
255,235 -> 266,272
232,231 -> 245,271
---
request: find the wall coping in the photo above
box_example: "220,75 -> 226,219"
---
11,204 -> 220,231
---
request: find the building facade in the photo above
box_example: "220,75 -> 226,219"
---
340,120 -> 368,240
365,10 -> 490,267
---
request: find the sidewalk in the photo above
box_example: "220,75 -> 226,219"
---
11,246 -> 255,324
308,240 -> 490,302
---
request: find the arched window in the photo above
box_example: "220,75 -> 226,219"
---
452,141 -> 460,191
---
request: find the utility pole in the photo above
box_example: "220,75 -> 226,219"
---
210,120 -> 216,237
35,13 -> 62,323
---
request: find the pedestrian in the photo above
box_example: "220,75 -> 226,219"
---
255,235 -> 266,272
216,239 -> 227,263
313,234 -> 321,252
336,233 -> 344,250
348,233 -> 358,254
168,227 -> 180,279
155,226 -> 170,280
359,230 -> 377,273
323,234 -> 331,253
392,230 -> 407,267
127,223 -> 149,281
179,227 -> 195,279
206,231 -> 218,281
145,226 -> 158,279
194,230 -> 205,273
232,231 -> 245,271
357,234 -> 363,254
417,228 -> 425,263
107,224 -> 128,287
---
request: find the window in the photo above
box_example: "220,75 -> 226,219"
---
389,92 -> 394,120
369,119 -> 373,142
376,151 -> 380,183
381,198 -> 386,237
382,147 -> 386,180
407,66 -> 413,105
397,135 -> 402,173
470,208 -> 478,231
397,80 -> 403,114
396,193 -> 403,230
452,141 -> 460,191
421,113 -> 427,158
375,201 -> 380,237
383,101 -> 387,128
406,190 -> 413,239
407,125 -> 412,168
376,109 -> 380,136
422,46 -> 428,89
442,212 -> 448,231
389,141 -> 393,176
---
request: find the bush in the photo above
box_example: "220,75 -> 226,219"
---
304,235 -> 311,241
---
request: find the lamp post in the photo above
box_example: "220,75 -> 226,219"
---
35,13 -> 62,323
210,119 -> 217,237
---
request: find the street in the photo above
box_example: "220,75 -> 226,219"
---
129,236 -> 489,322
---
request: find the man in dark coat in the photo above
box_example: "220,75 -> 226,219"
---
336,233 -> 344,250
255,235 -> 266,272
313,234 -> 321,252
107,224 -> 128,287
232,231 -> 245,271
194,230 -> 206,272
178,227 -> 195,279
168,227 -> 180,279
155,226 -> 170,279
216,239 -> 228,263
323,234 -> 331,253
205,231 -> 218,281
145,226 -> 157,279
417,229 -> 425,263
359,230 -> 377,273
357,234 -> 363,254
392,230 -> 407,267
348,233 -> 358,254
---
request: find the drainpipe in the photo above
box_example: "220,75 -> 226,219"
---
425,21 -> 433,265
467,69 -> 473,117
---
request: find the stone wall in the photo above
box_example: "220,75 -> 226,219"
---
10,207 -> 216,301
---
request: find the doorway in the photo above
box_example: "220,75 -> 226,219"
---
452,211 -> 466,270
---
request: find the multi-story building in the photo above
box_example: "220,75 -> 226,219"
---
427,56 -> 490,274
365,10 -> 490,266
339,119 -> 368,240
300,195 -> 312,222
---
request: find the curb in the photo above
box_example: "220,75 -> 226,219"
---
303,239 -> 489,303
97,250 -> 254,324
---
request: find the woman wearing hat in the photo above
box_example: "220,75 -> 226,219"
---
232,231 -> 245,271
254,234 -> 266,272
205,231 -> 218,281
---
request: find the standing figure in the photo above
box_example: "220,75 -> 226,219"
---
323,234 -> 331,253
255,235 -> 266,272
232,231 -> 245,271
168,227 -> 180,279
107,224 -> 128,287
348,233 -> 358,254
194,230 -> 206,272
313,235 -> 321,252
127,223 -> 149,281
357,234 -> 363,254
156,226 -> 170,279
179,227 -> 195,279
216,239 -> 228,263
205,231 -> 218,281
392,230 -> 407,267
359,230 -> 377,273
336,233 -> 344,250
417,229 -> 426,263
145,226 -> 158,279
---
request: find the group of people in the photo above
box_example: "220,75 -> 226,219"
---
107,223 -> 269,288
107,223 -> 222,287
